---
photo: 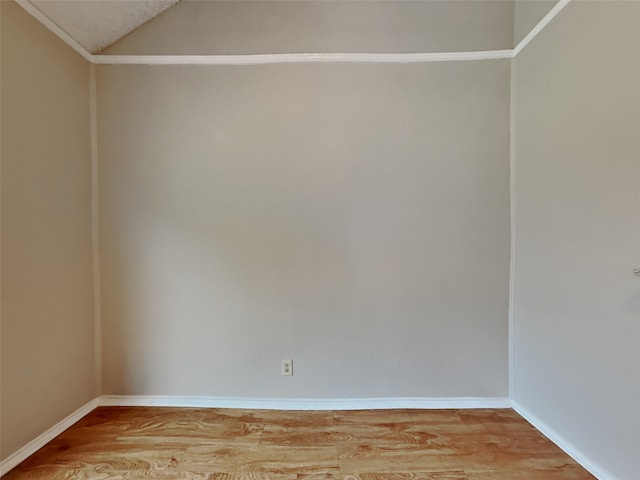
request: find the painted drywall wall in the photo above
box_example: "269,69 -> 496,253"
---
97,60 -> 511,398
0,0 -> 94,461
103,0 -> 514,55
513,0 -> 556,46
512,1 -> 640,478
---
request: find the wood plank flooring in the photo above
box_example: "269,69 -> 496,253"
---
2,407 -> 595,479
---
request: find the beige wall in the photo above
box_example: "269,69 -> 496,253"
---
104,0 -> 514,55
512,1 -> 640,478
97,60 -> 511,398
1,1 -> 94,461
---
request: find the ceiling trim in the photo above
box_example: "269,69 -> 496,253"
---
513,0 -> 570,56
16,0 -> 570,65
92,50 -> 515,65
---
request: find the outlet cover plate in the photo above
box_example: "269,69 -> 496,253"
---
281,359 -> 293,376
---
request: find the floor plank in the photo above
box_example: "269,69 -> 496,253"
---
204,409 -> 334,428
115,419 -> 263,445
2,470 -> 216,480
337,444 -> 490,474
332,411 -> 462,427
260,424 -> 443,447
178,445 -> 339,475
13,439 -> 188,472
348,475 -> 467,480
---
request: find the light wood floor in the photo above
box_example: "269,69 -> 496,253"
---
3,407 -> 595,479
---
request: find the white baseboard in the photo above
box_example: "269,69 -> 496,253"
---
98,395 -> 511,410
0,398 -> 100,476
512,400 -> 619,480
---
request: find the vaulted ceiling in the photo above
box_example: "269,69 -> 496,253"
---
28,0 -> 181,53
24,0 -> 522,57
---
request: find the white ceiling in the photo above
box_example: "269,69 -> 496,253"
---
29,0 -> 181,53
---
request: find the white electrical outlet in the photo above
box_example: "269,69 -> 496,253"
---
281,359 -> 293,376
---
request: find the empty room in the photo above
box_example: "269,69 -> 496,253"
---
1,0 -> 638,479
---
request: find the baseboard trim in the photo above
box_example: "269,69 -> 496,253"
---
98,395 -> 511,410
512,400 -> 619,480
0,398 -> 100,476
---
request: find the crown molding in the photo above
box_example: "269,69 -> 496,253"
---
17,0 -> 570,66
513,0 -> 571,56
91,50 -> 514,65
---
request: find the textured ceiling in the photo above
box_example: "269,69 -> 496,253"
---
29,0 -> 181,53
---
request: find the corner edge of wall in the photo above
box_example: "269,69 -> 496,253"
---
0,397 -> 100,476
512,400 -> 621,480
